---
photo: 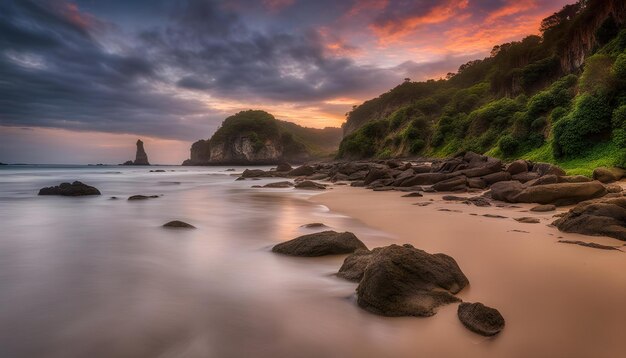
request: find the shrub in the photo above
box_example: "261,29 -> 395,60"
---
498,134 -> 520,156
580,54 -> 615,95
613,105 -> 626,147
612,53 -> 626,81
553,94 -> 612,157
409,139 -> 425,154
530,117 -> 547,131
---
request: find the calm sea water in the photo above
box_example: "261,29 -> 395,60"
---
0,165 -> 400,358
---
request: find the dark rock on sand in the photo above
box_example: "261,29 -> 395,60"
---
515,217 -> 540,224
294,180 -> 326,190
505,160 -> 529,175
300,223 -> 328,228
432,176 -> 467,192
457,302 -> 505,336
128,195 -> 159,200
553,197 -> 626,241
511,172 -> 539,183
241,169 -> 269,178
262,181 -> 294,188
442,195 -> 491,207
38,181 -> 101,196
530,204 -> 556,212
288,165 -> 316,177
483,214 -> 507,219
345,244 -> 469,317
593,167 -> 626,184
402,192 -> 423,197
364,167 -> 392,185
163,220 -> 196,229
275,163 -> 293,172
490,181 -> 607,206
480,171 -> 511,185
557,240 -> 622,251
272,231 -> 366,257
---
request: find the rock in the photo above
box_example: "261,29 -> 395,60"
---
442,195 -> 491,207
163,220 -> 195,228
559,175 -> 592,183
526,174 -> 559,187
467,177 -> 487,189
457,302 -> 505,336
401,192 -> 423,197
367,178 -> 394,188
275,162 -> 293,172
557,240 -> 622,251
506,160 -> 529,175
515,217 -> 540,224
553,197 -> 626,241
351,180 -> 365,187
489,181 -> 525,202
605,184 -> 624,193
128,195 -> 159,200
150,169 -> 166,173
532,162 -> 565,177
308,173 -> 329,180
38,181 -> 101,196
514,181 -> 607,206
300,223 -> 328,228
593,167 -> 626,184
483,214 -> 507,219
530,204 -> 556,212
481,171 -> 511,185
288,165 -> 316,177
432,176 -> 467,192
294,180 -> 326,190
262,181 -> 294,188
241,169 -> 269,178
344,244 -> 469,317
455,159 -> 502,178
511,172 -> 539,183
364,167 -> 392,185
121,160 -> 134,165
490,181 -> 607,206
133,139 -> 150,165
397,173 -> 454,187
272,231 -> 366,256
348,171 -> 368,181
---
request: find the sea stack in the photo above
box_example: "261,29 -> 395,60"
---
134,139 -> 150,165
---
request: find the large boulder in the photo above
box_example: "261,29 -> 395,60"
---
38,181 -> 101,196
432,176 -> 467,192
364,167 -> 392,185
592,167 -> 626,184
480,171 -> 511,185
275,162 -> 293,172
514,181 -> 607,206
272,231 -> 366,256
163,220 -> 195,228
294,180 -> 326,190
553,197 -> 626,241
399,173 -> 454,187
455,159 -> 502,178
241,169 -> 269,178
457,302 -> 505,336
490,181 -> 607,206
505,160 -> 529,175
340,244 -> 469,317
288,165 -> 316,177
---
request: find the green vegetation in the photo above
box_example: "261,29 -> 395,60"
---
338,0 -> 626,172
210,110 -> 343,158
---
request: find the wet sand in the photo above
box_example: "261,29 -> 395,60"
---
311,186 -> 626,358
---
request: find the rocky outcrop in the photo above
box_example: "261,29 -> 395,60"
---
128,195 -> 159,200
272,231 -> 366,256
553,197 -> 626,241
457,302 -> 505,336
182,110 -> 342,165
339,244 -> 469,317
134,139 -> 149,165
38,181 -> 101,196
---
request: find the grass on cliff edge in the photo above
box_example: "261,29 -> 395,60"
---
518,141 -> 622,177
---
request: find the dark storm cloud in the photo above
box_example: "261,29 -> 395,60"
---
0,0 -> 222,140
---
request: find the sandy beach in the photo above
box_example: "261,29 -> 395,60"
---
311,185 -> 626,358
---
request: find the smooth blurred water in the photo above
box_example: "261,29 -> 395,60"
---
0,165 -> 402,358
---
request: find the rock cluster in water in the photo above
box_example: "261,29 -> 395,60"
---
38,181 -> 101,196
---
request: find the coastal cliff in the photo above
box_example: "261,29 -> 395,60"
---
183,110 -> 342,165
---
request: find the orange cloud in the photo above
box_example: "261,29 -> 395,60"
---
370,0 -> 469,43
485,0 -> 538,23
60,2 -> 95,30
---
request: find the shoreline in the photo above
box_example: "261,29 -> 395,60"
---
310,185 -> 626,357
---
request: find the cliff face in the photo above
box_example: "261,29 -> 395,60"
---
134,139 -> 150,165
183,110 -> 342,165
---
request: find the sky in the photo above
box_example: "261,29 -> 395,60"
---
0,0 -> 572,164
